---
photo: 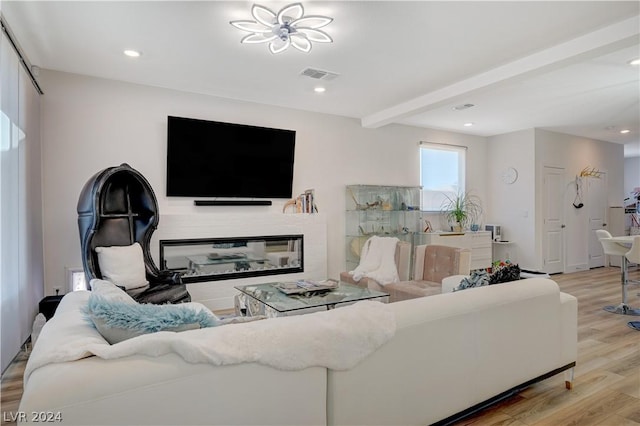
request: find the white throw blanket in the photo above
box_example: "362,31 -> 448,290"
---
350,235 -> 400,285
25,293 -> 396,382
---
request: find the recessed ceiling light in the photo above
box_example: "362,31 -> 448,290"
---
629,58 -> 640,66
463,122 -> 474,127
124,50 -> 141,58
314,87 -> 326,93
620,129 -> 630,134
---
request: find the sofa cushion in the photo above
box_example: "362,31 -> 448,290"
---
454,270 -> 490,291
421,245 -> 463,283
384,280 -> 441,302
89,278 -> 137,304
489,263 -> 521,284
95,243 -> 149,290
83,295 -> 218,344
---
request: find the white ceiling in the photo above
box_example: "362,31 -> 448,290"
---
3,1 -> 640,156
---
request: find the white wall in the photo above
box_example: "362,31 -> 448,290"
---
624,156 -> 639,200
486,129 -> 536,269
39,70 -> 487,302
535,129 -> 624,272
486,128 -> 625,273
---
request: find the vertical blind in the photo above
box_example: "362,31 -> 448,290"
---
0,23 -> 43,373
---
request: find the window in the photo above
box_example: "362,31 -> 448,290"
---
420,142 -> 466,211
1,22 -> 44,372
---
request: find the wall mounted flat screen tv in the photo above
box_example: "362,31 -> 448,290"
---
166,116 -> 296,198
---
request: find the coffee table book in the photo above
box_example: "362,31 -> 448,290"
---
274,279 -> 339,295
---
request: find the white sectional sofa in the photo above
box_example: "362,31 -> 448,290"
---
19,278 -> 577,425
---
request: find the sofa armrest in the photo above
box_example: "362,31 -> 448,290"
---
559,292 -> 578,365
148,270 -> 183,286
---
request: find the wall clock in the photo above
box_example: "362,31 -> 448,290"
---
501,167 -> 518,184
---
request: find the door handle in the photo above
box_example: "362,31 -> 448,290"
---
602,223 -> 607,227
561,224 -> 566,228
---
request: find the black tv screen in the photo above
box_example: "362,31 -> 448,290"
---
166,116 -> 296,198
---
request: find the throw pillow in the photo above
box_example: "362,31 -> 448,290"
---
454,270 -> 490,291
89,278 -> 137,304
489,264 -> 521,284
83,296 -> 219,344
95,243 -> 148,290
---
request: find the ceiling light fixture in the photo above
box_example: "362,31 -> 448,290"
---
620,129 -> 630,134
123,49 -> 141,57
314,87 -> 326,93
230,3 -> 333,54
629,58 -> 640,66
463,122 -> 474,127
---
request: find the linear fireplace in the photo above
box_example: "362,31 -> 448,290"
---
159,234 -> 304,283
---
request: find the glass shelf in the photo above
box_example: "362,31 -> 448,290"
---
345,185 -> 421,272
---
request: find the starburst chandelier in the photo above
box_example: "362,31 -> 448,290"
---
230,3 -> 333,54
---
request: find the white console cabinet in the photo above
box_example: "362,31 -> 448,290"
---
415,231 -> 492,270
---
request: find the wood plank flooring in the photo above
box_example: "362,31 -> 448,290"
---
1,266 -> 639,425
457,266 -> 640,426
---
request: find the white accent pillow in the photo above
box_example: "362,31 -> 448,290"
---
89,278 -> 137,304
95,243 -> 149,290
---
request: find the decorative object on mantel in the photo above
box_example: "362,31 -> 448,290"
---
230,3 -> 333,54
440,190 -> 483,232
283,189 -> 318,213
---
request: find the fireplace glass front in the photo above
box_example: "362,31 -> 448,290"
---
159,234 -> 304,283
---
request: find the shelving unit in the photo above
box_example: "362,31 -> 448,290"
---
345,185 -> 421,272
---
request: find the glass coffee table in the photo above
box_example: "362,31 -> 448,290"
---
234,281 -> 389,318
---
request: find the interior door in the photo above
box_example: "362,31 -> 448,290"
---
543,166 -> 565,274
588,174 -> 607,268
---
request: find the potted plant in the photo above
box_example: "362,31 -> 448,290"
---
441,191 -> 483,232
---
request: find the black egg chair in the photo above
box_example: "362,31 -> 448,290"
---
77,163 -> 190,304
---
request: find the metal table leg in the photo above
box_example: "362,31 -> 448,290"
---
604,256 -> 640,315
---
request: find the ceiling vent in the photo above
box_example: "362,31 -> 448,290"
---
453,103 -> 475,111
300,68 -> 339,81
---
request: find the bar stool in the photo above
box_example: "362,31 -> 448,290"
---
597,231 -> 640,316
625,235 -> 640,285
626,237 -> 640,329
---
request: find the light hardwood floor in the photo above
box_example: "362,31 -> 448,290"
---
1,267 -> 639,426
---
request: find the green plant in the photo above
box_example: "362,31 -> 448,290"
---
441,191 -> 483,229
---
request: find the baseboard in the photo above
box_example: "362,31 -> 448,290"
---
564,263 -> 589,273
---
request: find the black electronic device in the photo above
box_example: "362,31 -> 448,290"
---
167,116 -> 296,198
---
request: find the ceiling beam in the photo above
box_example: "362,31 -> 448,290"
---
361,15 -> 640,129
